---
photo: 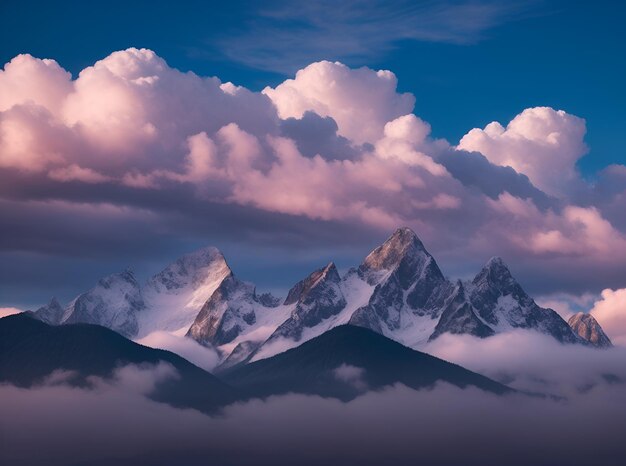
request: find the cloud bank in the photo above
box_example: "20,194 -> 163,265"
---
1,48 -> 626,303
2,335 -> 626,466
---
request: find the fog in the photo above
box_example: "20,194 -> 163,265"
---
2,331 -> 626,465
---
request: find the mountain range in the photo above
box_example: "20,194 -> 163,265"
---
0,313 -> 511,411
32,227 -> 612,370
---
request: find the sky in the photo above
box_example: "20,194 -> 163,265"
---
1,0 -> 625,313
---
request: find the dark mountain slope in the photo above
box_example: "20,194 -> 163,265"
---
222,324 -> 512,400
0,313 -> 235,413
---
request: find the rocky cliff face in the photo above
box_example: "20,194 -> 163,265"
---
267,263 -> 347,342
568,312 -> 613,348
429,257 -> 582,343
186,275 -> 263,346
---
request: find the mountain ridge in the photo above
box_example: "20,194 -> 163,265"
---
30,227 -> 609,367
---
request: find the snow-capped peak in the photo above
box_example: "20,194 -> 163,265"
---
472,256 -> 516,291
61,270 -> 145,337
138,246 -> 233,337
33,296 -> 64,325
146,246 -> 231,293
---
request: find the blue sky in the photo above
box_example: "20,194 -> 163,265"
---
1,0 -> 625,308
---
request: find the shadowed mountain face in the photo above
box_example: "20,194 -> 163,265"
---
0,313 -> 235,413
221,325 -> 512,401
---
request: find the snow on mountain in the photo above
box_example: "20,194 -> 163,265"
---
33,247 -> 233,339
568,312 -> 613,348
139,247 -> 232,336
33,297 -> 65,325
462,257 -> 581,343
29,227 -> 612,368
61,270 -> 144,338
219,228 -> 599,363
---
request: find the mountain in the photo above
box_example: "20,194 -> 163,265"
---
60,270 -> 145,338
348,227 -> 453,343
568,313 -> 613,348
33,297 -> 64,325
267,262 -> 347,341
431,257 -> 581,343
140,246 -> 232,336
33,247 -> 233,338
29,227 -> 607,367
186,274 -> 283,346
0,313 -> 235,413
221,325 -> 512,400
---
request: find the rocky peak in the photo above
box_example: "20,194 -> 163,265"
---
99,269 -> 139,289
360,228 -> 426,272
147,246 -> 232,293
33,297 -> 65,325
471,257 -> 518,294
568,312 -> 613,348
284,262 -> 341,305
359,227 -> 442,290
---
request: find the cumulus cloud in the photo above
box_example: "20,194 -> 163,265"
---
263,60 -> 415,144
590,288 -> 626,346
458,107 -> 588,197
1,48 -> 626,301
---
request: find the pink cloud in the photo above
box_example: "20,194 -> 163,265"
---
0,307 -> 22,318
1,48 -> 626,295
263,61 -> 415,144
591,288 -> 626,346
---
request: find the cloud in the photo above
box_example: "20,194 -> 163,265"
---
590,288 -> 626,346
212,0 -> 539,73
1,48 -> 626,302
263,60 -> 415,144
424,329 -> 626,394
137,331 -> 221,372
2,349 -> 626,466
333,363 -> 368,391
458,107 -> 588,197
0,307 -> 22,318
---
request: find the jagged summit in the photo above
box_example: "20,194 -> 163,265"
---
472,256 -> 515,289
146,246 -> 231,293
284,262 -> 340,305
28,228 -> 612,367
568,312 -> 612,348
61,269 -> 145,337
99,269 -> 140,288
33,297 -> 64,325
360,227 -> 427,273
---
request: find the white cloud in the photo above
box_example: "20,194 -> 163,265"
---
333,363 -> 367,391
425,329 -> 626,394
458,107 -> 587,197
263,60 -> 414,144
